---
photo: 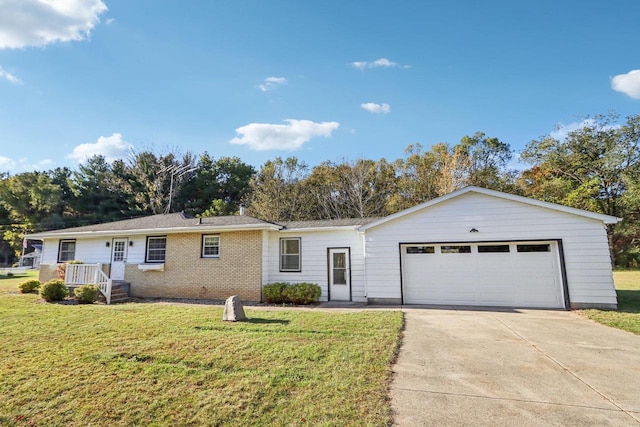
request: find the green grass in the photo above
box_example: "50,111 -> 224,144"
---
0,273 -> 404,426
0,269 -> 38,284
580,270 -> 640,335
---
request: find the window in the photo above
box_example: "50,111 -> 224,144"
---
202,235 -> 220,258
517,244 -> 551,253
58,239 -> 76,262
146,236 -> 167,263
478,244 -> 510,253
441,245 -> 471,254
280,238 -> 301,272
406,246 -> 435,254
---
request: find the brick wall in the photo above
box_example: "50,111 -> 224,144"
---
39,264 -> 59,283
125,231 -> 262,301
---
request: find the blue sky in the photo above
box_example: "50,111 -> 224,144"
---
0,0 -> 639,173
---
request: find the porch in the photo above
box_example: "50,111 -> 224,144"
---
64,263 -> 129,304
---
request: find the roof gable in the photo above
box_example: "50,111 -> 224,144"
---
359,186 -> 620,231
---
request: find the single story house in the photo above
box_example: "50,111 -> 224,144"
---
28,186 -> 620,309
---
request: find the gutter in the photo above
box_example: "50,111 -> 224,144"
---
278,225 -> 362,233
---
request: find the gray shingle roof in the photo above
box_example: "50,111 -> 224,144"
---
28,212 -> 277,237
27,212 -> 379,239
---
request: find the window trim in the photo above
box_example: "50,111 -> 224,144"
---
57,239 -> 76,263
478,244 -> 511,253
279,237 -> 301,272
406,246 -> 435,254
517,244 -> 551,253
201,234 -> 220,258
145,236 -> 167,263
440,245 -> 472,254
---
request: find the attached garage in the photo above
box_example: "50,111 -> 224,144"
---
360,186 -> 620,310
401,241 -> 565,308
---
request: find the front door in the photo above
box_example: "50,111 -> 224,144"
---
329,248 -> 350,301
111,238 -> 128,280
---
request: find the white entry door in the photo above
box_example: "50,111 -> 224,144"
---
329,248 -> 350,301
111,238 -> 128,280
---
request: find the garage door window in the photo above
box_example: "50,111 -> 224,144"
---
478,244 -> 510,253
441,245 -> 471,254
517,244 -> 550,252
406,246 -> 435,254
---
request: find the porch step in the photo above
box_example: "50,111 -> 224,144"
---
109,282 -> 130,303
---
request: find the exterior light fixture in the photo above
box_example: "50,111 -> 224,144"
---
106,241 -> 110,247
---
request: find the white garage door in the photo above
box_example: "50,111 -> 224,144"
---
401,241 -> 564,308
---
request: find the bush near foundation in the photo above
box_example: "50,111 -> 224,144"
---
74,285 -> 99,304
40,279 -> 68,302
283,283 -> 322,304
263,282 -> 321,305
263,282 -> 288,303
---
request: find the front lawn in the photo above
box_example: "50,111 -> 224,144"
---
580,270 -> 640,335
0,276 -> 403,426
0,269 -> 38,287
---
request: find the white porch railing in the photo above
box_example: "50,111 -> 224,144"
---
64,263 -> 113,304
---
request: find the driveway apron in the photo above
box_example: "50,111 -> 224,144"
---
390,308 -> 640,426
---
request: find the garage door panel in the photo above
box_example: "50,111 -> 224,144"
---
402,241 -> 564,308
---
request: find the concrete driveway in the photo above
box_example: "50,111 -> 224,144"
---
390,308 -> 640,426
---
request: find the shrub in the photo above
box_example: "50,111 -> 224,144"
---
40,279 -> 68,302
263,282 -> 288,304
17,279 -> 41,293
74,285 -> 99,304
283,282 -> 322,305
56,261 -> 83,280
263,282 -> 321,305
7,272 -> 14,278
56,263 -> 66,280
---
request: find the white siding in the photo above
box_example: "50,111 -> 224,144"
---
40,236 -> 148,265
264,229 -> 366,302
41,239 -> 58,264
364,192 -> 617,307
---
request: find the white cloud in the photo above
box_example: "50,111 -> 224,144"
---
0,66 -> 21,84
0,157 -> 54,172
67,133 -> 133,162
0,156 -> 16,170
230,119 -> 340,151
0,0 -> 108,49
105,18 -> 115,25
361,102 -> 390,114
259,76 -> 286,92
550,118 -> 620,141
611,69 -> 640,99
350,58 -> 409,70
550,119 -> 596,140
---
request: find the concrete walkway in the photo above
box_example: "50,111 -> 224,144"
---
391,308 -> 640,426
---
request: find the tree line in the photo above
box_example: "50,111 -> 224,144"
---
1,112 -> 638,267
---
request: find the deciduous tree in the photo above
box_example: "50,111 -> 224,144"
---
520,113 -> 640,266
